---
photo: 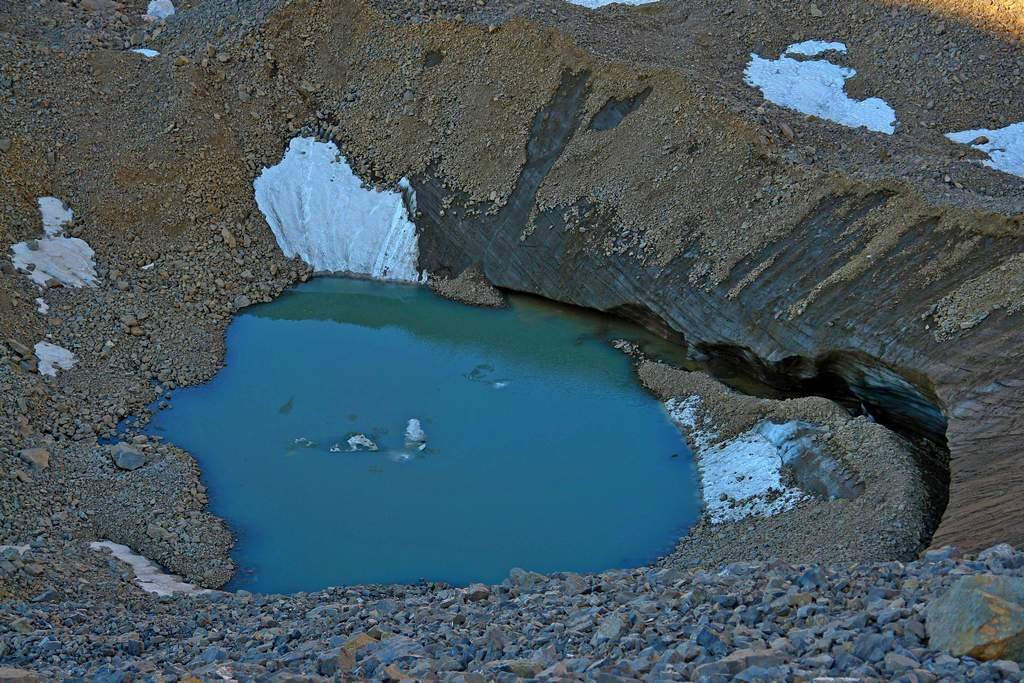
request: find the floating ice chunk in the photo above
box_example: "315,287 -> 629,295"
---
146,0 -> 174,19
404,418 -> 427,451
130,48 -> 161,58
293,436 -> 317,448
666,397 -> 809,523
744,42 -> 896,134
11,236 -> 97,288
38,197 -> 73,237
332,433 -> 379,452
254,137 -> 426,283
34,341 -> 76,377
945,122 -> 1024,178
784,40 -> 847,57
565,0 -> 659,7
35,298 -> 48,314
89,541 -> 202,596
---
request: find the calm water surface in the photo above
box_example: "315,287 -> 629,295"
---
149,278 -> 700,593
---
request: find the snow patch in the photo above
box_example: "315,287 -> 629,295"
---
35,298 -> 48,314
38,197 -> 73,236
10,198 -> 97,288
744,42 -> 896,134
145,0 -> 174,19
666,397 -> 809,523
11,238 -> 97,288
89,541 -> 202,596
784,40 -> 847,57
34,341 -> 76,377
565,0 -> 659,7
254,137 -> 425,283
945,122 -> 1024,178
130,48 -> 161,58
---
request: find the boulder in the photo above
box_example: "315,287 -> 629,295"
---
18,448 -> 49,471
109,443 -> 145,471
927,574 -> 1024,661
0,669 -> 42,683
464,583 -> 490,602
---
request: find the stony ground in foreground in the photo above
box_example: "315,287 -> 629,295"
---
3,545 -> 1024,681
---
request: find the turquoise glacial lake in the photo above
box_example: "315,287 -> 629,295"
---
148,277 -> 700,593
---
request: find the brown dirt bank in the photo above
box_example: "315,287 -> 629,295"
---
0,0 -> 1021,606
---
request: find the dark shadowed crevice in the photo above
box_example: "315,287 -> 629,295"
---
589,87 -> 652,131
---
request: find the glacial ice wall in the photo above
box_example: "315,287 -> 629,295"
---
254,137 -> 425,283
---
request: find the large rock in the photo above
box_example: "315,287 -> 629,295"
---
0,668 -> 42,683
108,443 -> 145,471
927,575 -> 1024,661
18,448 -> 49,471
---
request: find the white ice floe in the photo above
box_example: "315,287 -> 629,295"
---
665,397 -> 809,523
404,418 -> 427,451
945,121 -> 1024,178
35,298 -> 48,314
38,197 -> 73,236
331,433 -> 379,452
130,48 -> 161,58
145,0 -> 175,19
254,137 -> 426,283
744,41 -> 896,134
34,341 -> 76,377
89,541 -> 202,596
566,0 -> 659,7
10,198 -> 97,288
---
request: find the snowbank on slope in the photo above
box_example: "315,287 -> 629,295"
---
34,341 -> 76,377
10,197 -> 97,288
744,41 -> 896,134
666,396 -> 809,523
89,541 -> 202,596
946,121 -> 1024,178
254,137 -> 425,283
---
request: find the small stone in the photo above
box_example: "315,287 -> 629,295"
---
0,668 -> 42,683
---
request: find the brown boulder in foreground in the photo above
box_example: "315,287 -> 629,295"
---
927,575 -> 1024,661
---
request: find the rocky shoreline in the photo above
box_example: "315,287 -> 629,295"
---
4,544 -> 1024,681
